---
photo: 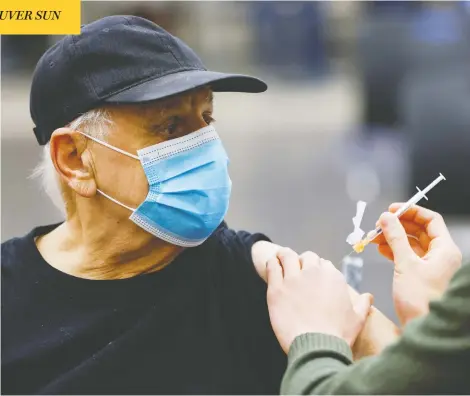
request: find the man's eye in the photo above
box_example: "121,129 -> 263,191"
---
203,113 -> 215,125
165,116 -> 180,135
167,122 -> 178,135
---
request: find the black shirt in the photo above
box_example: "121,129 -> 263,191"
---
1,223 -> 286,395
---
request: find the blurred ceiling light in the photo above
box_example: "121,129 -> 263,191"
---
346,163 -> 381,203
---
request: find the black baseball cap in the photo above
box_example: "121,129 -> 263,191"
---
30,15 -> 267,145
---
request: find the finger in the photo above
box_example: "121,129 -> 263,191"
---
379,212 -> 416,265
377,231 -> 426,246
389,204 -> 453,240
371,220 -> 424,245
299,251 -> 320,270
378,236 -> 427,261
375,232 -> 430,257
426,236 -> 461,265
378,244 -> 394,260
355,293 -> 374,316
319,258 -> 337,271
410,238 -> 427,257
390,204 -> 455,254
352,293 -> 374,343
417,230 -> 431,252
388,202 -> 403,213
266,257 -> 283,289
366,293 -> 375,307
319,258 -> 343,278
389,203 -> 435,225
276,248 -> 300,278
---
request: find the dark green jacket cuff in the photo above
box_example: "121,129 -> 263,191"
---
288,333 -> 353,364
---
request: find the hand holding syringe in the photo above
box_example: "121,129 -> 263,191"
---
352,173 -> 446,253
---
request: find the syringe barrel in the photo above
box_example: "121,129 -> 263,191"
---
368,201 -> 414,242
394,199 -> 418,218
394,174 -> 445,219
421,173 -> 446,196
366,201 -> 414,242
356,173 -> 445,249
366,227 -> 383,242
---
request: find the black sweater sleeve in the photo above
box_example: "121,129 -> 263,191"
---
211,224 -> 287,394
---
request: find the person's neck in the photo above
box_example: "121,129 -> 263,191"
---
36,217 -> 184,280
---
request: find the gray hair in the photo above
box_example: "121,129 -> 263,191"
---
31,108 -> 113,215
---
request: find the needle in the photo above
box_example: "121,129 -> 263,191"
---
338,249 -> 355,266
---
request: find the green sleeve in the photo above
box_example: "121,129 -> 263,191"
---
281,263 -> 470,395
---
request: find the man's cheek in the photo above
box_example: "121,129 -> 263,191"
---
108,164 -> 148,207
128,174 -> 149,207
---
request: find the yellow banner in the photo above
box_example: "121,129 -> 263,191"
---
0,0 -> 81,35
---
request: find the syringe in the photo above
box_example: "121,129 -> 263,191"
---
352,173 -> 446,253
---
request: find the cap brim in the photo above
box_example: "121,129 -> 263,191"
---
104,70 -> 267,104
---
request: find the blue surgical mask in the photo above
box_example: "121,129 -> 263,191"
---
80,126 -> 232,247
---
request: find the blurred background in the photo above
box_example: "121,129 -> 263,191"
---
3,0 -> 470,322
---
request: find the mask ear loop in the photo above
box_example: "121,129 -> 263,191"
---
96,188 -> 137,212
78,131 -> 140,160
77,131 -> 139,212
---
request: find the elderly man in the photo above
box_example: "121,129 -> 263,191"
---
2,16 -> 397,395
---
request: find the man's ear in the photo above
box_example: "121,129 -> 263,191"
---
49,128 -> 97,198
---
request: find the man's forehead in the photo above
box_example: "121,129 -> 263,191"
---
146,87 -> 213,111
104,87 -> 213,124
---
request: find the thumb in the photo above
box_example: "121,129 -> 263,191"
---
353,293 -> 374,324
379,212 -> 415,266
266,257 -> 283,290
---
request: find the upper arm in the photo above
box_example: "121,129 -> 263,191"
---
212,227 -> 287,391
